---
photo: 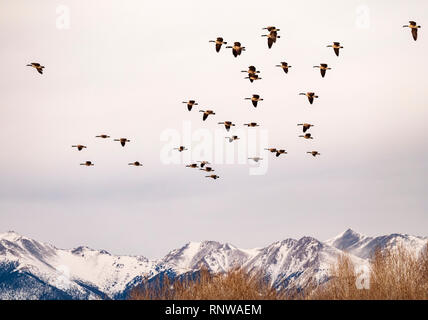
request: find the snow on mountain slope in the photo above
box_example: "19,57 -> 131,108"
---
326,229 -> 428,259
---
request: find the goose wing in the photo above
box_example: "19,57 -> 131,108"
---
320,68 -> 326,78
412,27 -> 418,41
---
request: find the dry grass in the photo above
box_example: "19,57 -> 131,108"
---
130,267 -> 285,300
309,243 -> 428,300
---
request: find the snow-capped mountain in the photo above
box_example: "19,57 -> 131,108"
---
0,229 -> 426,300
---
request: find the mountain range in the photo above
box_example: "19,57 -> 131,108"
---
0,229 -> 426,300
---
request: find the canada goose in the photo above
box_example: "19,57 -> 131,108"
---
297,123 -> 314,133
174,146 -> 187,152
205,174 -> 219,180
80,161 -> 94,166
114,138 -> 130,147
299,133 -> 313,139
245,95 -> 263,108
262,26 -> 280,32
261,31 -> 280,49
95,134 -> 110,139
182,100 -> 198,111
245,74 -> 262,83
26,62 -> 44,74
276,62 -> 291,74
225,42 -> 245,57
244,122 -> 259,127
197,161 -> 210,168
307,151 -> 321,157
241,65 -> 260,75
226,135 -> 240,143
199,109 -> 215,121
128,161 -> 143,166
313,63 -> 331,78
200,166 -> 214,172
209,37 -> 227,52
327,42 -> 343,56
72,145 -> 87,151
264,148 -> 277,153
218,121 -> 236,132
403,21 -> 421,41
248,157 -> 263,162
299,92 -> 318,104
186,163 -> 198,168
275,149 -> 287,157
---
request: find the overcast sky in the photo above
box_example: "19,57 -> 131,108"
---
0,0 -> 427,258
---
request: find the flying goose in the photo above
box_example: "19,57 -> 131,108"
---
245,73 -> 262,83
205,174 -> 220,180
96,134 -> 110,139
200,166 -> 214,172
307,151 -> 321,157
186,163 -> 199,168
128,161 -> 143,166
114,138 -> 130,147
276,62 -> 291,74
299,92 -> 318,104
225,42 -> 245,57
299,133 -> 313,139
275,149 -> 287,157
218,121 -> 236,131
264,148 -> 277,153
248,157 -> 263,162
241,65 -> 260,75
327,42 -> 343,56
174,146 -> 188,152
262,26 -> 280,32
262,31 -> 280,49
72,145 -> 87,151
26,62 -> 44,74
297,123 -> 314,133
197,161 -> 210,168
80,161 -> 94,166
313,63 -> 331,78
245,94 -> 263,108
226,135 -> 240,143
182,100 -> 198,111
244,122 -> 259,127
199,109 -> 215,121
209,37 -> 227,52
403,21 -> 421,41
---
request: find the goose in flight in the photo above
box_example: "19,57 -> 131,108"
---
244,122 -> 259,127
80,161 -> 94,166
299,92 -> 318,104
209,37 -> 227,52
245,95 -> 263,108
276,62 -> 291,74
186,163 -> 199,168
327,42 -> 343,56
262,26 -> 280,32
96,134 -> 110,139
114,138 -> 130,147
313,63 -> 331,78
307,151 -> 321,157
226,135 -> 240,143
264,148 -> 277,153
299,133 -> 313,139
197,161 -> 210,168
225,42 -> 245,57
403,21 -> 421,41
297,123 -> 314,133
205,174 -> 220,180
199,109 -> 215,121
72,145 -> 87,151
245,73 -> 262,83
200,166 -> 214,172
182,100 -> 198,111
262,30 -> 280,49
275,149 -> 287,157
27,62 -> 44,74
174,146 -> 188,152
218,121 -> 236,131
241,65 -> 260,75
128,161 -> 143,166
248,157 -> 263,163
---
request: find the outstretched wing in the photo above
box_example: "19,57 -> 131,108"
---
203,113 -> 208,121
252,100 -> 258,108
320,68 -> 326,78
334,47 -> 339,56
215,43 -> 221,52
412,28 -> 418,41
308,96 -> 314,104
268,37 -> 273,49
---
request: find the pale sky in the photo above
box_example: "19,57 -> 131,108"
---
0,0 -> 427,258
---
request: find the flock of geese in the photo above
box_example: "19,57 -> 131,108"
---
26,20 -> 421,180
